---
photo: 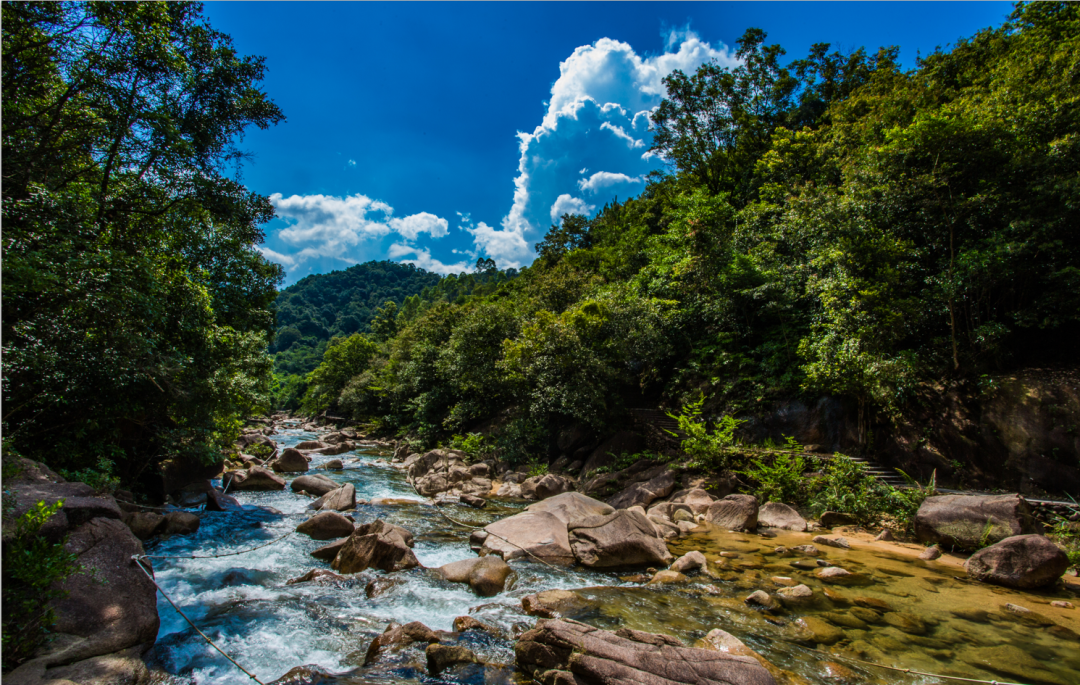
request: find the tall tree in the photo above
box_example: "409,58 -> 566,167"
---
2,1 -> 285,487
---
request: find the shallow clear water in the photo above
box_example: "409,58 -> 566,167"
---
146,429 -> 1080,685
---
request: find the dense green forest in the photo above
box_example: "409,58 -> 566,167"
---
273,262 -> 518,410
300,3 -> 1079,457
1,2 -> 284,490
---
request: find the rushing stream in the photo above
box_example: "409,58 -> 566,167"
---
145,428 -> 1080,685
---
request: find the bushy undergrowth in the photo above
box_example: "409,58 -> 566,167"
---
1,500 -> 81,669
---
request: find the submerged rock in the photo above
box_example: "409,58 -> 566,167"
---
964,534 -> 1069,589
286,569 -> 347,585
515,618 -> 777,685
521,589 -> 600,619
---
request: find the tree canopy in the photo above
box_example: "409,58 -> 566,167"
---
2,1 -> 284,488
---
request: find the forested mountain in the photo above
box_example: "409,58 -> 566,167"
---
297,4 -> 1079,471
272,261 -> 518,407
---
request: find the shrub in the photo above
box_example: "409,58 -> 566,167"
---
667,395 -> 745,471
1,500 -> 81,669
809,454 -> 893,525
448,432 -> 493,463
739,451 -> 812,505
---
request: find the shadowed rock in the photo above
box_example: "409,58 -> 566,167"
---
964,534 -> 1069,589
224,466 -> 286,491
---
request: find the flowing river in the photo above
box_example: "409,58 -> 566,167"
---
145,428 -> 1080,685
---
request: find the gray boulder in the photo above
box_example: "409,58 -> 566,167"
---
964,534 -> 1069,589
296,511 -> 355,540
915,494 -> 1038,551
706,494 -> 759,531
757,502 -> 807,532
436,555 -> 513,596
480,511 -> 574,565
526,491 -> 614,524
568,509 -> 672,568
332,519 -> 419,574
607,469 -> 676,510
521,473 -> 573,501
223,466 -> 286,491
310,483 -> 356,512
269,447 -> 309,473
290,474 -> 340,497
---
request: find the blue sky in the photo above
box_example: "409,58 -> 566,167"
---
203,2 -> 1014,285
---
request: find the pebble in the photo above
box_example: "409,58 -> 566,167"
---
918,545 -> 942,560
1051,601 -> 1074,609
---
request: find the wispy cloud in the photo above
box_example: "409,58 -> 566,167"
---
388,243 -> 471,275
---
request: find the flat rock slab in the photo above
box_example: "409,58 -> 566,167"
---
515,618 -> 776,685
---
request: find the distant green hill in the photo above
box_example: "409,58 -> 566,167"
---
272,261 -> 441,375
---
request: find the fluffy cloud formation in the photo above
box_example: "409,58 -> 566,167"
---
550,194 -> 596,223
577,171 -> 644,194
469,28 -> 737,266
388,212 -> 449,241
269,192 -> 452,266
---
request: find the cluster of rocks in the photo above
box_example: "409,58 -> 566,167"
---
399,449 -> 494,498
224,429 -> 367,489
2,459 -> 161,685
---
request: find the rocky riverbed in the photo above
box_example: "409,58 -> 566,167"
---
13,420 -> 1069,685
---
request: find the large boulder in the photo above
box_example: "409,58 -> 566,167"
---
607,469 -> 676,510
294,440 -> 327,451
696,629 -> 802,685
290,474 -> 340,497
268,448 -> 309,473
521,473 -> 573,501
310,484 -> 356,512
915,494 -> 1038,551
757,502 -> 807,532
436,555 -> 513,596
480,511 -> 575,565
515,618 -> 776,685
122,512 -> 166,540
296,511 -> 355,540
5,479 -> 123,542
43,518 -> 160,667
331,519 -> 420,574
311,442 -> 354,456
706,494 -> 759,531
161,511 -> 200,536
672,488 -> 716,516
567,509 -> 673,568
964,534 -> 1070,589
526,492 -> 614,524
223,466 -> 286,491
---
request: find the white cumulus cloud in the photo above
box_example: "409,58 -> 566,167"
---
578,171 -> 644,194
490,28 -> 738,266
388,212 -> 449,241
550,194 -> 596,223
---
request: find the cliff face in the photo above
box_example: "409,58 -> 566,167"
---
738,369 -> 1080,497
